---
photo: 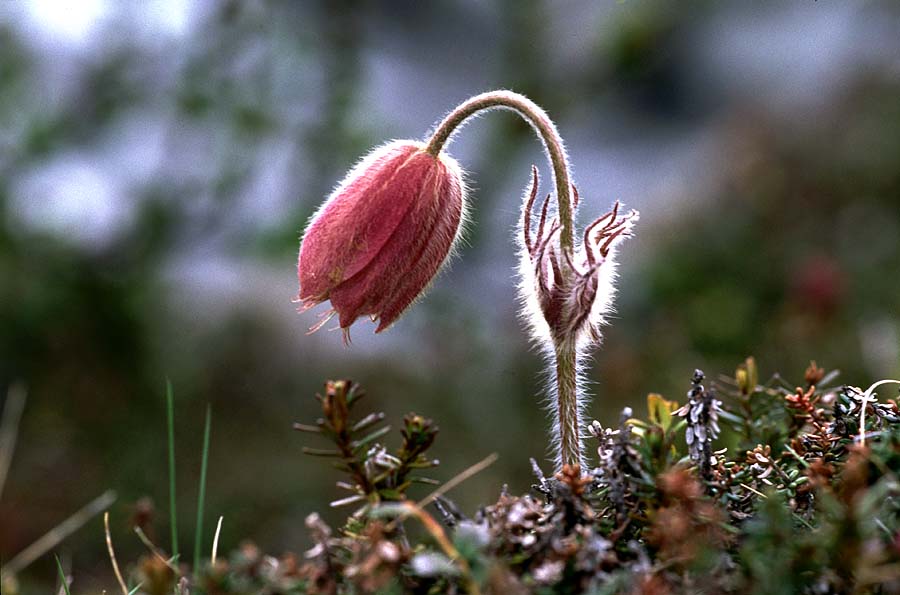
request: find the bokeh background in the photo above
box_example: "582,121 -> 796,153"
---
2,0 -> 899,591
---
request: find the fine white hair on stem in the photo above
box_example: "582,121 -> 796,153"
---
512,169 -> 572,468
426,89 -> 575,197
514,164 -> 637,469
426,90 -> 578,255
535,344 -> 593,470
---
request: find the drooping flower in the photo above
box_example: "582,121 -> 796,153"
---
298,90 -> 639,468
297,140 -> 466,338
518,166 -> 639,349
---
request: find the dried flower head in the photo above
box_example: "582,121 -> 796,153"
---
676,370 -> 723,480
297,140 -> 466,339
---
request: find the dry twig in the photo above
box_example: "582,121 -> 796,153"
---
1,490 -> 116,576
105,511 -> 129,595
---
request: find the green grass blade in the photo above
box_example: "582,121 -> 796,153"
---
54,555 -> 72,595
166,379 -> 179,559
193,403 -> 212,572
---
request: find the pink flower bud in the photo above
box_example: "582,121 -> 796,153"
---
297,141 -> 465,338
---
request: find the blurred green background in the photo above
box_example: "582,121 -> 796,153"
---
1,0 -> 899,592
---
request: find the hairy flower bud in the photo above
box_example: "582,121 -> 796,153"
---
518,167 -> 638,349
297,141 -> 465,338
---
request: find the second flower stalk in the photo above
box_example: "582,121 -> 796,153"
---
297,90 -> 638,469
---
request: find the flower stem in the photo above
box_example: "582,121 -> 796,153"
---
555,340 -> 582,468
425,90 -> 582,468
425,90 -> 574,253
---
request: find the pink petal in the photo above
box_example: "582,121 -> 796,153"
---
329,164 -> 445,327
297,141 -> 427,302
375,166 -> 463,331
330,155 -> 463,330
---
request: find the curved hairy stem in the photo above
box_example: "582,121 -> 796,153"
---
425,90 -> 575,253
426,91 -> 582,468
